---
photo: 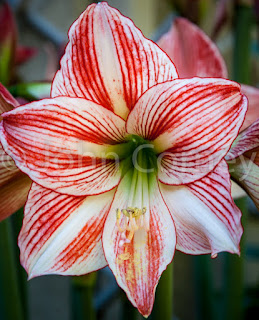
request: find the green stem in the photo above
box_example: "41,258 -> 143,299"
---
0,218 -> 24,320
152,262 -> 173,320
12,209 -> 28,319
71,273 -> 97,320
223,197 -> 247,320
194,255 -> 215,320
223,2 -> 253,319
232,2 -> 253,84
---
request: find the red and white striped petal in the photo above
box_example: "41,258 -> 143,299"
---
51,2 -> 178,119
0,173 -> 31,222
229,156 -> 259,210
240,84 -> 259,130
0,83 -> 19,114
19,183 -> 115,278
102,172 -> 176,317
157,17 -> 228,78
226,119 -> 259,161
160,161 -> 242,255
0,142 -> 19,186
127,78 -> 247,185
1,97 -> 126,196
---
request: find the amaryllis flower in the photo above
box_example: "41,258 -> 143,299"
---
0,83 -> 31,221
0,3 -> 248,316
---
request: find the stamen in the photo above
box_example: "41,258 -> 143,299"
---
116,209 -> 127,232
116,206 -> 148,241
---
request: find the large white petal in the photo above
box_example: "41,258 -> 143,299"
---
160,161 -> 242,255
51,2 -> 178,119
1,97 -> 126,196
19,183 -> 115,278
127,78 -> 247,185
103,172 -> 176,317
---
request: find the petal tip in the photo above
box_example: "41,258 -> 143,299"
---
137,304 -> 153,318
27,274 -> 34,281
142,313 -> 151,319
27,269 -> 39,281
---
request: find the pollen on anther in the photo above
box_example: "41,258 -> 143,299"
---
116,206 -> 148,241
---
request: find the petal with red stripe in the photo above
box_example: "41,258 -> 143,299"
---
240,84 -> 259,130
226,118 -> 259,161
19,183 -> 115,278
157,17 -> 227,78
51,2 -> 178,119
160,161 -> 242,255
1,97 -> 126,196
102,172 -> 176,317
127,78 -> 247,185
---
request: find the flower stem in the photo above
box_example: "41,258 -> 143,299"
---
12,209 -> 29,319
0,218 -> 24,320
223,2 -> 253,319
194,255 -> 215,320
152,262 -> 173,320
71,273 -> 97,320
232,1 -> 253,84
222,197 -> 247,320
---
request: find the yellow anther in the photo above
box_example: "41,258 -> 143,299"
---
122,209 -> 130,217
116,209 -> 121,220
116,209 -> 127,233
116,206 -> 148,241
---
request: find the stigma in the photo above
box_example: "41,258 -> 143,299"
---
116,206 -> 149,242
